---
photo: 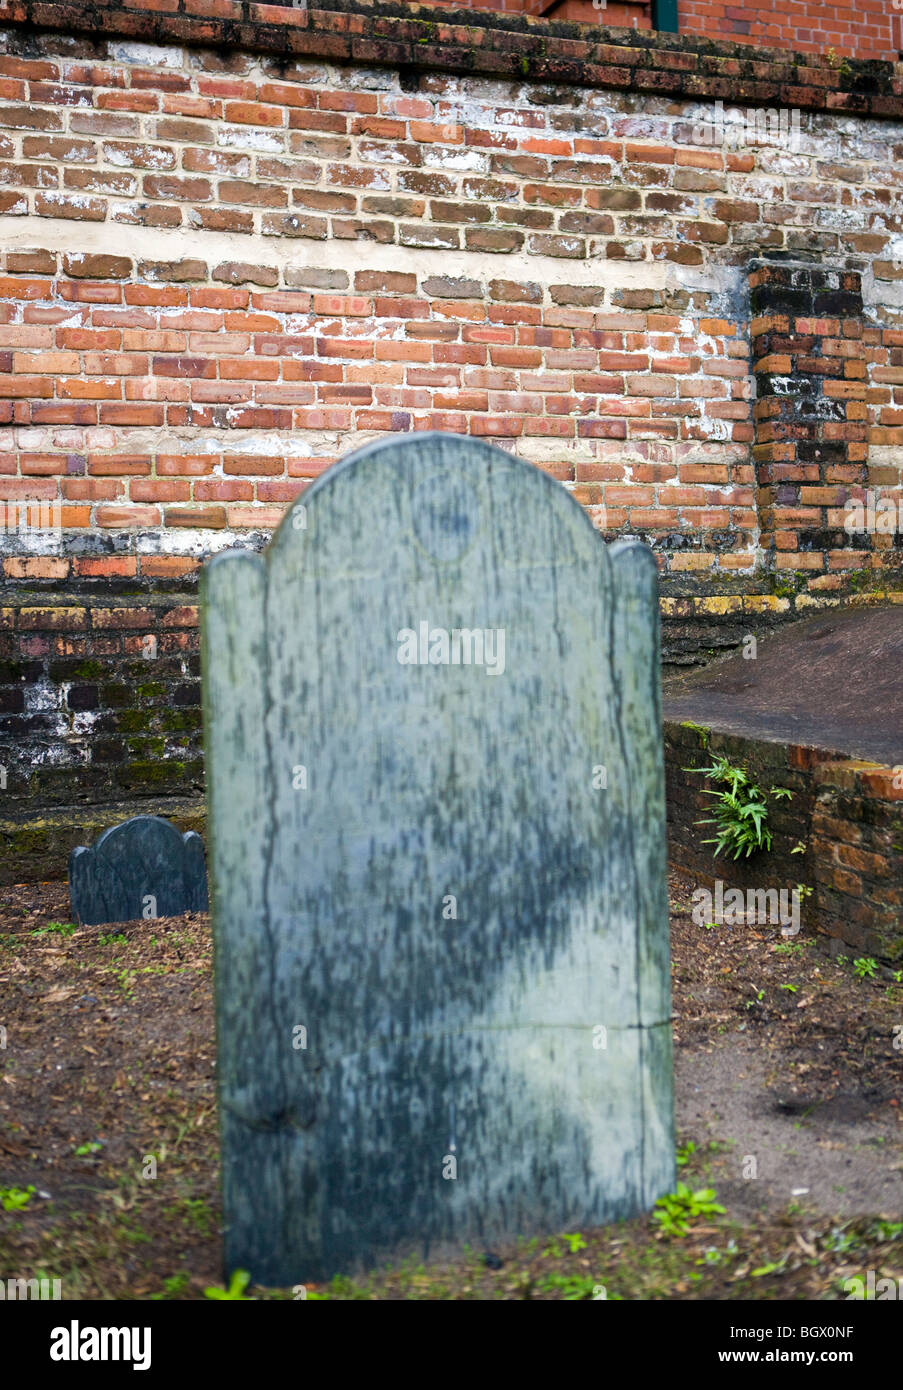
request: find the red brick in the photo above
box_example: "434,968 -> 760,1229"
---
74,556 -> 138,577
165,506 -> 228,528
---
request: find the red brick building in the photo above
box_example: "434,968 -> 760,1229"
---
433,0 -> 903,63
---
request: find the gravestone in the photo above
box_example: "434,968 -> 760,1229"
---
202,432 -> 673,1286
68,815 -> 209,926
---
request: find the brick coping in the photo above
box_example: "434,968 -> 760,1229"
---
0,0 -> 901,117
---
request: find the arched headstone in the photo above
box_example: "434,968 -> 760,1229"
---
202,432 -> 674,1285
68,815 -> 208,926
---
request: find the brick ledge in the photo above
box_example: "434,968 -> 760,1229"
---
0,0 -> 901,116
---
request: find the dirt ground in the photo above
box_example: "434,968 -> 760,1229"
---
0,869 -> 900,1301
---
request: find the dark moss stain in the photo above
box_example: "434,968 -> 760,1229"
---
118,710 -> 154,733
124,759 -> 190,786
161,710 -> 202,733
100,685 -> 132,708
126,737 -> 166,758
7,827 -> 51,854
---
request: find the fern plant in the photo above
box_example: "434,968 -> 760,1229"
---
689,755 -> 791,860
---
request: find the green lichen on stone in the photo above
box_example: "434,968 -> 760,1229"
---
161,709 -> 201,732
680,720 -> 710,750
126,759 -> 189,786
771,573 -> 804,599
127,737 -> 166,757
8,826 -> 51,854
119,710 -> 154,733
847,569 -> 883,594
73,660 -> 104,680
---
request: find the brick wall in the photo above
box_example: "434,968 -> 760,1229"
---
750,262 -> 882,582
666,722 -> 903,963
0,586 -> 203,881
811,760 -> 903,963
674,0 -> 902,64
0,594 -> 201,803
0,0 -> 900,855
440,0 -> 653,35
441,0 -> 903,63
665,720 -> 820,931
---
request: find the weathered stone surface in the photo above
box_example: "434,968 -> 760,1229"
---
202,431 -> 674,1285
68,814 -> 208,926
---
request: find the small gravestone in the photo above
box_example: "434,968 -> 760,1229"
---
202,432 -> 674,1286
68,815 -> 208,926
